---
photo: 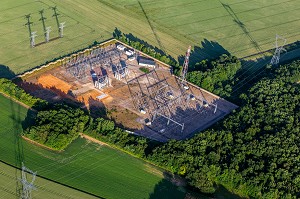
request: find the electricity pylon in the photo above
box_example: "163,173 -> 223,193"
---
59,22 -> 66,38
270,34 -> 287,65
46,26 -> 51,42
20,163 -> 37,199
30,32 -> 37,47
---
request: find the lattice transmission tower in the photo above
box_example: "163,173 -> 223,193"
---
181,46 -> 191,89
20,163 -> 37,199
270,34 -> 287,65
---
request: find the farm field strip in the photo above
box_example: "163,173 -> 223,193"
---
2,0 -> 299,75
0,162 -> 97,199
0,94 -> 182,199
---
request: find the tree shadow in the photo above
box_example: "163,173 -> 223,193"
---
0,64 -> 16,79
9,97 -> 24,198
0,64 -> 23,196
149,172 -> 186,199
88,96 -> 107,118
178,39 -> 230,69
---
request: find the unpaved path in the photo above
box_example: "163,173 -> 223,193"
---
79,133 -> 109,147
22,136 -> 61,152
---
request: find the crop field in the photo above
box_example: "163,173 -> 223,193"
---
0,94 -> 185,199
1,0 -> 300,75
0,162 -> 97,199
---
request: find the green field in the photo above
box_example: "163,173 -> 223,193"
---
1,0 -> 300,74
0,162 -> 97,199
0,94 -> 185,199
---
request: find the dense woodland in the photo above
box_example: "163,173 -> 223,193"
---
149,60 -> 300,198
23,105 -> 89,150
186,54 -> 241,97
85,118 -> 149,157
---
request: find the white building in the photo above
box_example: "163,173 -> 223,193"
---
138,57 -> 156,68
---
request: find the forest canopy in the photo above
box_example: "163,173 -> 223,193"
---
149,59 -> 300,198
23,105 -> 89,150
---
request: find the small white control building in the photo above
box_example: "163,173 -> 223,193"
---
138,57 -> 156,68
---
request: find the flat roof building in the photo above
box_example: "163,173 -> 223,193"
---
138,57 -> 156,68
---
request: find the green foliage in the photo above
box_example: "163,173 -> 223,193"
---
149,60 -> 300,198
186,54 -> 241,97
24,105 -> 89,150
86,118 -> 149,158
139,67 -> 150,73
0,78 -> 47,109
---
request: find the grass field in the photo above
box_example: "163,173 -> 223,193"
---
0,162 -> 97,199
0,93 -> 185,199
1,0 -> 300,74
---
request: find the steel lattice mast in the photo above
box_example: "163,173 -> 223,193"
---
270,34 -> 287,65
181,46 -> 191,83
20,163 -> 37,199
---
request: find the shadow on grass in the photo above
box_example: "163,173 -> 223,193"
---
178,39 -> 230,68
149,172 -> 244,199
149,172 -> 186,199
0,66 -> 23,197
0,64 -> 16,79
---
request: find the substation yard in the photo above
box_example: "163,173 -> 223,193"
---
21,42 -> 238,142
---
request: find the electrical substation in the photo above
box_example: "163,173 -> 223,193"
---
21,40 -> 238,142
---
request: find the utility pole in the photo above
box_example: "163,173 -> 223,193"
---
25,14 -> 33,47
51,6 -> 60,35
59,22 -> 66,38
39,9 -> 47,42
270,34 -> 287,65
20,163 -> 37,199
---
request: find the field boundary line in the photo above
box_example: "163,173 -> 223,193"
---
21,136 -> 63,152
81,133 -> 173,173
0,92 -> 36,112
79,133 -> 110,147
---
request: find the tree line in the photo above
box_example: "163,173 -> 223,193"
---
0,78 -> 47,109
